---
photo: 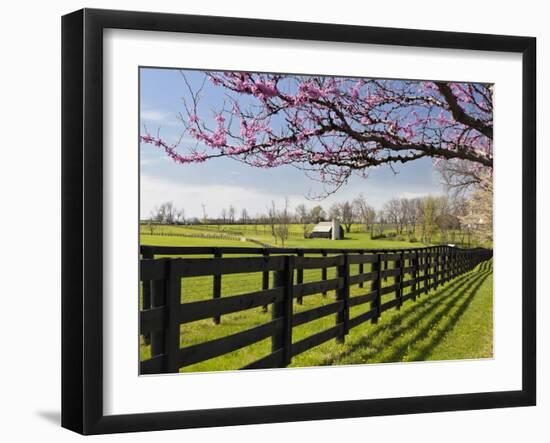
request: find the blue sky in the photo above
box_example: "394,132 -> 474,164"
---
139,68 -> 445,219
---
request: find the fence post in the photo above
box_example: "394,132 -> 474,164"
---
322,251 -> 328,296
440,247 -> 444,285
450,248 -> 455,278
434,247 -> 439,291
447,248 -> 451,279
450,248 -> 454,278
358,251 -> 364,288
164,260 -> 182,373
149,277 -> 166,371
142,250 -> 154,310
453,249 -> 459,277
444,246 -> 448,280
296,251 -> 304,305
448,247 -> 452,279
336,254 -> 350,343
262,250 -> 270,312
272,256 -> 294,367
213,248 -> 222,324
442,247 -> 447,284
412,250 -> 419,302
395,251 -> 403,309
141,250 -> 154,346
425,250 -> 430,294
453,249 -> 458,278
371,253 -> 382,324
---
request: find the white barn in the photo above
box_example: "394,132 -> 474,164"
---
307,220 -> 344,240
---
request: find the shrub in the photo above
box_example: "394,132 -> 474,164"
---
371,233 -> 387,240
409,237 -> 418,243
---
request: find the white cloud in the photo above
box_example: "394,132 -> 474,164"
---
141,110 -> 182,128
141,110 -> 168,122
140,172 -> 445,219
140,157 -> 170,166
400,190 -> 443,200
140,174 -> 305,219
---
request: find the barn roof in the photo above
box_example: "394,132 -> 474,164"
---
312,221 -> 333,233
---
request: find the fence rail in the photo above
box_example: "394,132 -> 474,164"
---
141,230 -> 243,241
139,245 -> 492,374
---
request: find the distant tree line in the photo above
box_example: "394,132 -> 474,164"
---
145,189 -> 488,246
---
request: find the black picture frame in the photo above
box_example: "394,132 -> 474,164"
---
62,8 -> 536,435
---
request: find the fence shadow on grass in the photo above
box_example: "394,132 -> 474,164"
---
318,260 -> 493,366
383,263 -> 492,362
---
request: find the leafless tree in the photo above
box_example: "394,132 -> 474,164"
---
228,205 -> 236,224
436,159 -> 487,197
339,201 -> 355,233
240,208 -> 249,224
267,201 -> 277,237
309,205 -> 326,224
383,198 -> 402,233
353,194 -> 373,232
405,198 -> 421,234
366,207 -> 376,235
399,198 -> 416,233
164,202 -> 177,224
274,198 -> 290,247
151,201 -> 177,224
146,213 -> 157,235
328,203 -> 341,222
175,208 -> 185,225
376,213 -> 387,236
150,207 -> 164,224
295,203 -> 311,237
420,196 -> 437,243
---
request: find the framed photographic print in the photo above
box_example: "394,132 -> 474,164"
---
61,8 -> 536,434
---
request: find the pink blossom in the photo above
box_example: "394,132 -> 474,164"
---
252,81 -> 278,98
157,72 -> 494,190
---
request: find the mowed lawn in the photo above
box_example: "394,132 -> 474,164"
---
140,230 -> 493,372
141,223 -> 428,250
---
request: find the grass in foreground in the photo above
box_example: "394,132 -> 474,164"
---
294,259 -> 493,367
140,259 -> 493,372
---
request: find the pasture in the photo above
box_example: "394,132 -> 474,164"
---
139,227 -> 493,372
140,221 -> 484,250
141,223 -> 428,250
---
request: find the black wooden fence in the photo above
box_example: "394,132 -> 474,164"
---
139,245 -> 492,374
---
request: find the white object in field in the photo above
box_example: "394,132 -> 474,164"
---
331,219 -> 341,240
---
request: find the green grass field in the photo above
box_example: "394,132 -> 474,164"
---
141,222 -> 484,249
141,224 -> 427,250
139,223 -> 493,372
